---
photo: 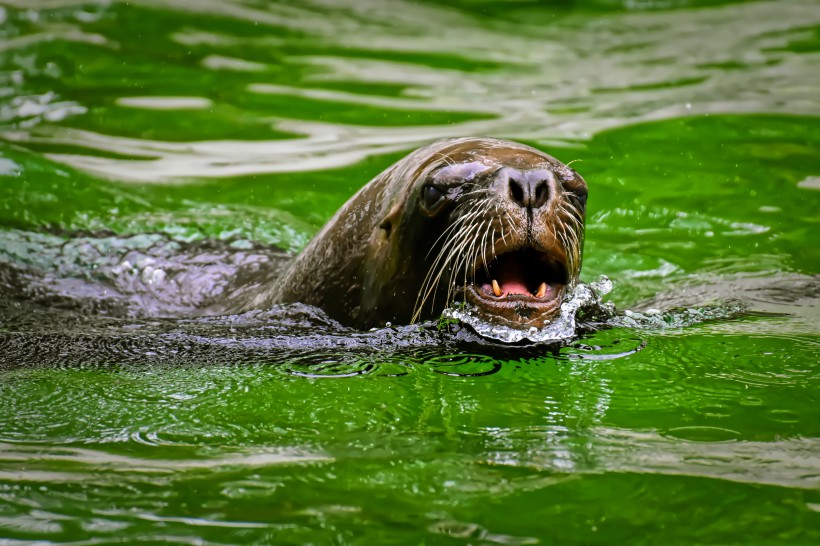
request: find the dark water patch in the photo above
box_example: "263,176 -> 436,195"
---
0,314 -> 566,372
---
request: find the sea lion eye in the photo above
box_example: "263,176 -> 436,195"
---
421,184 -> 446,212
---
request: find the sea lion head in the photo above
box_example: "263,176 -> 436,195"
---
361,136 -> 588,329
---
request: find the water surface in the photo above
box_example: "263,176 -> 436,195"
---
0,0 -> 819,543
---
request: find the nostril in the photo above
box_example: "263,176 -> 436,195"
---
508,176 -> 549,208
533,180 -> 549,208
509,178 -> 525,206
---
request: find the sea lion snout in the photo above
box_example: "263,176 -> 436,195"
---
494,167 -> 553,210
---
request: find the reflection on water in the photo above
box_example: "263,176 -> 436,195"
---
483,426 -> 820,489
2,0 -> 820,180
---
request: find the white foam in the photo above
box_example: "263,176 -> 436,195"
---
444,276 -> 613,343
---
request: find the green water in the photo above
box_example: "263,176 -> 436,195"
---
1,0 -> 819,543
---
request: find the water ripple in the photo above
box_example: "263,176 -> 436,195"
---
281,353 -> 379,378
427,354 -> 502,378
3,0 -> 819,181
483,426 -> 820,490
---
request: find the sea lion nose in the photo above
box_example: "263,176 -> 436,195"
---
506,170 -> 550,209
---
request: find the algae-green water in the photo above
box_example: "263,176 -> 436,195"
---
1,0 -> 819,543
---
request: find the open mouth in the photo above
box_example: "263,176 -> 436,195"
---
476,247 -> 568,300
464,247 -> 569,327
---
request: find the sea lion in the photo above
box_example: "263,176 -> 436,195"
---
241,137 -> 588,330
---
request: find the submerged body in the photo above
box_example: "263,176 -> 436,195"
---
235,137 -> 589,330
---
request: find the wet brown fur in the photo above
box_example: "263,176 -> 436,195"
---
242,137 -> 587,329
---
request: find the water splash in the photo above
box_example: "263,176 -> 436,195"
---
611,302 -> 749,330
443,276 -> 615,344
444,274 -> 760,343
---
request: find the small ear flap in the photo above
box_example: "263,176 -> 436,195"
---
379,203 -> 402,238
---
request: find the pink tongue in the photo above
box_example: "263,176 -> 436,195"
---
498,261 -> 530,295
500,279 -> 529,295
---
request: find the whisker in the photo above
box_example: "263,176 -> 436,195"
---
413,212 -> 486,322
